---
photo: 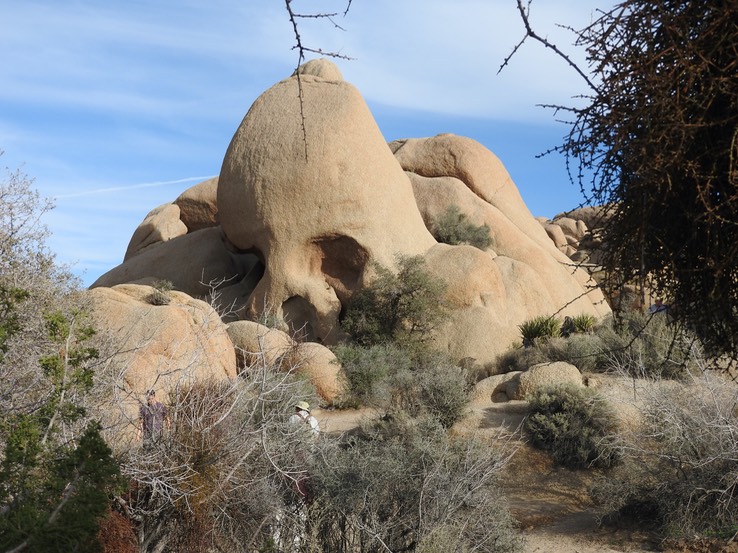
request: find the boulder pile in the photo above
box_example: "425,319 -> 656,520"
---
88,59 -> 611,425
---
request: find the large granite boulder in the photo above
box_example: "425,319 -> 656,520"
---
87,284 -> 237,443
217,60 -> 436,343
92,59 -> 611,368
124,203 -> 187,260
174,176 -> 219,232
93,226 -> 260,305
471,361 -> 585,403
392,134 -> 610,364
227,320 -> 344,403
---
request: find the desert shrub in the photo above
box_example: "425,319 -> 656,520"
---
591,372 -> 738,538
390,358 -> 471,428
310,415 -> 523,553
431,204 -> 492,250
519,315 -> 561,347
121,367 -> 321,552
335,344 -> 470,428
495,342 -> 554,374
342,255 -> 446,350
333,343 -> 413,408
147,279 -> 174,306
524,383 -> 620,469
602,311 -> 697,379
498,310 -> 701,378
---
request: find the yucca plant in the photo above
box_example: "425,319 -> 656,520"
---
519,315 -> 561,347
572,313 -> 597,334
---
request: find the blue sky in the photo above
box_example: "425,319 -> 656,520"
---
1,1 -> 608,287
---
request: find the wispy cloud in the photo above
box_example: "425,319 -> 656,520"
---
54,176 -> 216,199
2,0 -> 614,286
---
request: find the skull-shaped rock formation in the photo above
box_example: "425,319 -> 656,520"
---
217,59 -> 436,342
91,59 -> 610,367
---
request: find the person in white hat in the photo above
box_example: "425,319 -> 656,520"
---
289,400 -> 320,437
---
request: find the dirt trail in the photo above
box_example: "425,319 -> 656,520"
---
314,386 -> 659,553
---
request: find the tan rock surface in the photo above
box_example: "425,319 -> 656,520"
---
124,203 -> 188,260
174,177 -> 219,232
292,341 -> 344,404
515,361 -> 584,399
227,321 -> 343,402
96,61 -> 613,368
396,135 -> 610,363
87,284 -> 237,442
92,227 -> 260,303
472,361 -> 585,404
227,320 -> 296,369
217,60 -> 436,343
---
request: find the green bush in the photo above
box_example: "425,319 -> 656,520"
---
342,255 -> 446,350
391,359 -> 471,428
496,333 -> 610,375
431,204 -> 492,250
333,343 -> 413,408
519,315 -> 561,347
524,384 -> 620,469
334,344 -> 470,428
572,313 -> 597,333
497,309 -> 700,378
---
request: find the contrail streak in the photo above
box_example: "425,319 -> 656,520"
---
54,175 -> 216,199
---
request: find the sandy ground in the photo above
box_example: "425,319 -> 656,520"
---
312,375 -> 697,553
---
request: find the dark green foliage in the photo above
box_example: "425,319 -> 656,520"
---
519,315 -> 561,347
524,384 -> 619,469
342,255 -> 446,350
311,415 -> 522,553
0,421 -> 121,553
571,314 -> 596,334
431,204 -> 492,250
0,285 -> 29,359
0,308 -> 118,553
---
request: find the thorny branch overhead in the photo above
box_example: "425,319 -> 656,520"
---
502,0 -> 738,362
284,0 -> 355,160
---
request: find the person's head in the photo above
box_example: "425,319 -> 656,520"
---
146,389 -> 156,405
294,400 -> 310,414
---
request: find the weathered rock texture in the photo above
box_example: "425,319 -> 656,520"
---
217,60 -> 436,343
227,320 -> 343,403
87,284 -> 237,440
91,59 -> 611,373
471,361 -> 585,403
391,134 -> 610,364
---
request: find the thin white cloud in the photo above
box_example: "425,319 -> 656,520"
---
2,0 -> 615,287
54,176 -> 216,199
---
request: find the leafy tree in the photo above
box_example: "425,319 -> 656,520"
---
341,255 -> 447,350
0,160 -> 119,552
507,1 -> 738,358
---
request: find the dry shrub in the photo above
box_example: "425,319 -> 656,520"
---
592,372 -> 738,538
